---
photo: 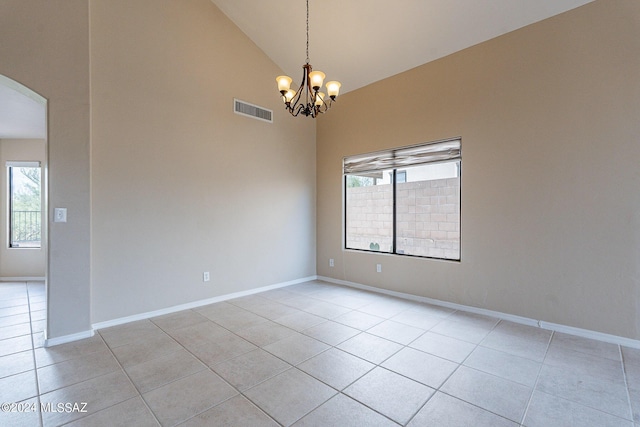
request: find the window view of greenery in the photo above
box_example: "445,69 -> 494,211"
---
10,166 -> 42,248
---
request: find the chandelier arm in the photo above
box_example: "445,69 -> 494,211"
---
304,65 -> 311,109
295,103 -> 309,117
289,77 -> 306,113
291,104 -> 303,117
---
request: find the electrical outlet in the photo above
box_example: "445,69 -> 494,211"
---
376,264 -> 382,273
329,258 -> 334,267
203,272 -> 210,282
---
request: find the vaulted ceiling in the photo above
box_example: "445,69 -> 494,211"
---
211,0 -> 594,93
1,1 -> 595,139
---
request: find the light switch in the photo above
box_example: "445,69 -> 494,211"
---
54,208 -> 67,223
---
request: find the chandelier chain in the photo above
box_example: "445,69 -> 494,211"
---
306,0 -> 310,63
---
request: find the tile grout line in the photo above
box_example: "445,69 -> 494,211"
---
132,324 -> 240,426
619,344 -> 636,423
146,314 -> 282,427
85,331 -> 163,427
204,308 -> 345,426
36,341 -> 120,423
518,329 -> 554,426
31,280 -> 633,426
106,325 -> 195,423
388,316 -> 455,426
213,293 -> 412,425
403,317 -> 509,426
282,290 -> 483,425
280,326 -> 400,425
538,334 -> 635,423
188,285 -> 541,425
243,366 -> 332,427
300,303 -> 440,426
361,308 -> 446,426
358,307 -> 512,424
25,280 -> 44,427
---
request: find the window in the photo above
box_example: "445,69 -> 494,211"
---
344,138 -> 461,260
8,162 -> 42,248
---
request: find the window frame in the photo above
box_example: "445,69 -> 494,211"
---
7,161 -> 42,249
343,138 -> 461,261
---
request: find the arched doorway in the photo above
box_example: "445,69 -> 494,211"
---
0,74 -> 48,350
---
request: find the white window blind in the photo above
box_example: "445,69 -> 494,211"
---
343,138 -> 460,174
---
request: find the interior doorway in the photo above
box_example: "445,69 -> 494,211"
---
0,74 -> 48,351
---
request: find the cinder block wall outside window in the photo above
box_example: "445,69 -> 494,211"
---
346,177 -> 460,259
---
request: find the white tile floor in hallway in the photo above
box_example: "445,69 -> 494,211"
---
0,279 -> 639,426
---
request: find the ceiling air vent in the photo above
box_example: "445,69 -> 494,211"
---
234,98 -> 273,123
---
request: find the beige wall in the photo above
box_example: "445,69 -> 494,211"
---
317,0 -> 640,339
2,0 -> 636,342
90,0 -> 316,322
0,1 -> 91,339
0,139 -> 46,278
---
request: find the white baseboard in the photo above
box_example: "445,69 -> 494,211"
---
46,273 -> 640,350
0,276 -> 45,282
92,275 -> 318,331
538,321 -> 640,349
318,276 -> 640,349
44,329 -> 94,348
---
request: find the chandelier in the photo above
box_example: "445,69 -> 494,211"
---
276,0 -> 341,118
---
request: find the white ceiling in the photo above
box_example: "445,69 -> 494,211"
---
211,0 -> 594,94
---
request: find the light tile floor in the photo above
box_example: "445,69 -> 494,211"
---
0,280 -> 638,426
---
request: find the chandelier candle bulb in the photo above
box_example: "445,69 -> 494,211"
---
276,76 -> 293,94
309,70 -> 325,91
326,81 -> 341,99
284,89 -> 296,104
